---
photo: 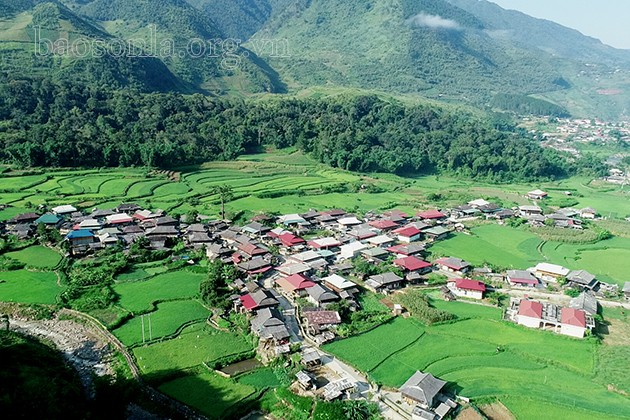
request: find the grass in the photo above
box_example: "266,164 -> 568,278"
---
114,269 -> 205,313
237,368 -> 282,389
112,300 -> 209,346
324,299 -> 630,419
4,246 -> 62,269
159,370 -> 256,419
133,323 -> 253,375
0,269 -> 61,304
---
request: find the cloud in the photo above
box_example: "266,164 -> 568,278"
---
407,13 -> 461,30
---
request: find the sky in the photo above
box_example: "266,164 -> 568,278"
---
489,0 -> 630,49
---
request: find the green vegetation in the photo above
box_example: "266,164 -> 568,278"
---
490,93 -> 570,117
112,300 -> 209,346
133,323 -> 253,376
4,246 -> 62,268
0,269 -> 61,304
325,299 -> 630,419
114,269 -> 205,313
236,368 -> 282,389
393,290 -> 457,325
159,369 -> 256,419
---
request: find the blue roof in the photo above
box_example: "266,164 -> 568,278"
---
66,229 -> 94,239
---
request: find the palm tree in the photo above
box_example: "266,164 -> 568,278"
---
211,184 -> 234,220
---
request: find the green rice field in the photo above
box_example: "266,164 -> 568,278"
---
114,269 -> 205,313
0,269 -> 60,304
133,323 -> 253,375
4,246 -> 62,269
112,300 -> 209,346
323,299 -> 630,419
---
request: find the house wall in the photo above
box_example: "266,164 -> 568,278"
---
452,288 -> 483,300
517,315 -> 542,329
560,324 -> 585,338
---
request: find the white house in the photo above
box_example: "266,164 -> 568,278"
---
339,241 -> 368,260
447,278 -> 486,300
560,308 -> 587,338
516,300 -> 543,329
532,263 -> 570,282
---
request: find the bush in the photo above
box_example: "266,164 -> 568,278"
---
394,290 -> 456,325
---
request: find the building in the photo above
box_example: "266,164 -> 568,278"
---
518,205 -> 543,216
308,237 -> 341,250
579,208 -> 597,219
250,308 -> 289,344
416,210 -> 447,221
624,282 -> 630,299
275,274 -> 316,297
400,371 -> 446,409
423,226 -> 451,241
560,308 -> 588,338
394,256 -> 432,276
506,270 -> 539,287
527,189 -> 548,200
65,229 -> 94,247
321,274 -> 359,298
434,257 -> 471,274
447,278 -> 486,300
278,232 -> 305,248
516,300 -> 543,329
303,310 -> 341,334
533,263 -> 570,281
396,226 -> 422,243
566,270 -> 599,291
339,241 -> 368,260
239,289 -> 279,312
365,272 -> 403,294
52,205 -> 77,215
569,292 -> 598,316
305,284 -> 339,307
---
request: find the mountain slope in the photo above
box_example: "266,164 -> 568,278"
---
250,0 -> 568,102
62,0 -> 284,93
448,0 -> 630,66
0,1 -> 184,92
185,0 -> 293,41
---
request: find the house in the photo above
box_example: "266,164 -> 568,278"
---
303,310 -> 341,334
348,227 -> 377,241
321,274 -> 359,296
308,237 -> 341,250
506,270 -> 539,287
527,189 -> 548,200
78,219 -> 102,230
146,225 -> 179,238
105,213 -> 134,225
289,250 -> 322,264
339,241 -> 368,260
242,222 -> 271,236
394,256 -> 432,277
278,232 -> 305,248
322,378 -> 356,401
366,234 -> 395,248
236,258 -> 273,276
188,232 -> 213,248
52,205 -> 77,215
560,308 -> 587,338
10,212 -> 40,224
400,371 -> 446,408
493,209 -> 515,220
240,289 -> 279,312
275,274 -> 316,297
365,272 -> 403,294
301,347 -> 322,369
569,292 -> 599,316
368,219 -> 399,230
416,210 -> 447,221
447,278 -> 486,300
468,198 -> 491,208
579,208 -> 597,219
396,226 -> 422,243
276,262 -> 311,276
337,216 -> 363,229
387,243 -> 426,258
278,214 -> 307,226
117,203 -> 141,213
305,284 -> 339,307
361,247 -> 388,261
434,257 -> 471,275
423,226 -> 450,241
533,263 -> 570,281
33,213 -> 61,227
237,242 -> 268,258
566,270 -> 599,291
516,300 -> 543,329
65,229 -> 94,247
518,205 -> 543,216
624,282 -> 630,299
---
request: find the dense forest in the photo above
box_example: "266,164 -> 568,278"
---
491,94 -> 571,118
0,77 -> 605,181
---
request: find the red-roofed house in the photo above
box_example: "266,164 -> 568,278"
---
448,278 -> 486,300
278,232 -> 306,248
239,289 -> 279,312
517,300 -> 543,329
275,274 -> 316,297
416,210 -> 446,220
368,220 -> 399,230
395,226 -> 422,243
560,308 -> 587,338
394,256 -> 432,274
238,242 -> 267,258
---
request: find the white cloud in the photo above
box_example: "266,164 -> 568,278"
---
407,13 -> 461,30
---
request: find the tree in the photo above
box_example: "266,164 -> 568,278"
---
211,184 -> 234,220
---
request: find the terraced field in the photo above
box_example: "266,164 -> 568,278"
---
324,300 -> 630,420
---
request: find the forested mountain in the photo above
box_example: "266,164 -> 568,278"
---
185,0 -> 292,40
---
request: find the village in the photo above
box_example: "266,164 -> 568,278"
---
1,187 -> 629,420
